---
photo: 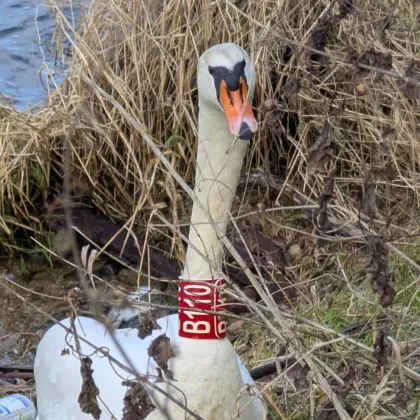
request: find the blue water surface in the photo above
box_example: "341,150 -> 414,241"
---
0,1 -> 81,110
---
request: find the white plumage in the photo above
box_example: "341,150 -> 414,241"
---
35,43 -> 264,419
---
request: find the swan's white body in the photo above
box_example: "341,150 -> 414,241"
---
34,43 -> 264,419
35,315 -> 261,419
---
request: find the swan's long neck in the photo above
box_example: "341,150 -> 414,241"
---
183,100 -> 248,279
178,98 -> 248,340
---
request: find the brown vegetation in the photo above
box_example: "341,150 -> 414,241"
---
1,0 -> 420,418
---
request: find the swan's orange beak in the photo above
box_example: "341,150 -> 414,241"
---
219,78 -> 258,140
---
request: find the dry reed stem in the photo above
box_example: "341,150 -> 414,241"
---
1,0 -> 420,417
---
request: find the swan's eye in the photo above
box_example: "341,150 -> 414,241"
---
241,59 -> 246,69
208,66 -> 215,75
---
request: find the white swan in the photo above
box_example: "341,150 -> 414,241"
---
34,43 -> 264,420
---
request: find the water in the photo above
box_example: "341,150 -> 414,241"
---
0,1 -> 80,110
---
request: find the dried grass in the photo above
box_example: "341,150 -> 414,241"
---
1,0 -> 420,418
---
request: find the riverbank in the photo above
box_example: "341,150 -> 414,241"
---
1,0 -> 420,417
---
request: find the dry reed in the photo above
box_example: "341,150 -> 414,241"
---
1,0 -> 420,418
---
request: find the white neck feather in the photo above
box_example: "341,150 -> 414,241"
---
181,99 -> 248,280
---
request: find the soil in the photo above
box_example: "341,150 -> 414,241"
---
0,256 -> 80,366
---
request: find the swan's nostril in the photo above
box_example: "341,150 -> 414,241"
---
239,122 -> 254,140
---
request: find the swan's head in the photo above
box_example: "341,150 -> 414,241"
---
197,43 -> 258,140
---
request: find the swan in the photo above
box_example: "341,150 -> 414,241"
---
34,42 -> 264,420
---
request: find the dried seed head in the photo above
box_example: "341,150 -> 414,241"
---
262,98 -> 277,112
356,83 -> 368,96
257,202 -> 266,213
